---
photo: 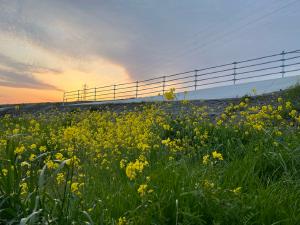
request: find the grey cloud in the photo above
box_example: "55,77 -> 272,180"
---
0,0 -> 300,85
0,53 -> 62,74
0,53 -> 62,90
0,68 -> 61,90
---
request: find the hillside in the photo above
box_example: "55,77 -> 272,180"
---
1,85 -> 299,117
0,85 -> 300,224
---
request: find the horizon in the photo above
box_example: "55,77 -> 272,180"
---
0,0 -> 300,104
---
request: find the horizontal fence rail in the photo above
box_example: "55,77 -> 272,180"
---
63,49 -> 300,102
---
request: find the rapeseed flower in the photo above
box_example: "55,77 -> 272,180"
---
118,217 -> 128,225
56,173 -> 65,184
20,182 -> 28,195
55,152 -> 64,160
71,182 -> 79,193
2,169 -> 8,176
137,184 -> 148,197
232,187 -> 242,194
212,151 -> 223,161
202,154 -> 210,165
15,145 -> 25,155
29,153 -> 36,161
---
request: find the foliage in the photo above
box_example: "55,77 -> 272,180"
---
164,88 -> 176,101
0,97 -> 300,224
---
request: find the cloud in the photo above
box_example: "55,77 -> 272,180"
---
0,52 -> 62,90
0,53 -> 61,74
0,68 -> 61,90
1,0 -> 207,81
0,0 -> 299,88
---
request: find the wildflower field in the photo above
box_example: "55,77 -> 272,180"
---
1,89 -> 300,225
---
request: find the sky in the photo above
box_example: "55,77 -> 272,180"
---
0,0 -> 299,104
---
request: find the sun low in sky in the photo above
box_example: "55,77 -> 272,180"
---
0,0 -> 299,104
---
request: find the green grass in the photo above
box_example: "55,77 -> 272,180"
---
284,83 -> 300,109
0,93 -> 300,224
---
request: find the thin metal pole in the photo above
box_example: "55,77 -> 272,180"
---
194,70 -> 198,90
62,92 -> 65,105
83,84 -> 87,101
281,51 -> 285,78
136,81 -> 139,98
233,62 -> 237,85
113,85 -> 116,100
77,90 -> 80,101
162,76 -> 166,94
94,88 -> 97,101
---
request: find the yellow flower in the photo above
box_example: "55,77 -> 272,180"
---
137,184 -> 148,197
2,169 -> 8,176
216,120 -> 223,126
120,159 -> 127,169
13,128 -> 19,135
274,130 -> 282,136
202,154 -> 210,165
164,88 -> 176,101
118,217 -> 128,225
277,97 -> 283,103
39,146 -> 47,152
46,160 -> 58,169
71,182 -> 79,193
203,180 -> 214,188
20,182 -> 28,195
163,124 -> 171,130
29,153 -> 36,161
55,152 -> 64,160
15,145 -> 25,155
232,187 -> 242,194
65,156 -> 80,167
261,106 -> 267,112
56,173 -> 65,184
125,159 -> 148,180
212,151 -> 223,161
289,110 -> 297,118
21,161 -> 31,168
253,124 -> 263,131
30,144 -> 37,150
286,101 -> 292,110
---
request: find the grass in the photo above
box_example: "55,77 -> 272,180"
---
284,83 -> 300,110
0,88 -> 300,224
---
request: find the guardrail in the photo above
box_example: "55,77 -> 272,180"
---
63,49 -> 300,102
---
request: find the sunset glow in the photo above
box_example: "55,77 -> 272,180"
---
0,0 -> 299,104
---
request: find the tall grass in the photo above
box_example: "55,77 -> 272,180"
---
0,94 -> 300,224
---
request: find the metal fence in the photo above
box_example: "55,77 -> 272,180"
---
63,49 -> 300,102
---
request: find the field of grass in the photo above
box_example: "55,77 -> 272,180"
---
1,91 -> 300,224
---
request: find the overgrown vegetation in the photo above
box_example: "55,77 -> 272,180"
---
1,88 -> 300,224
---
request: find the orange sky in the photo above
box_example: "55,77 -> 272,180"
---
0,32 -> 132,104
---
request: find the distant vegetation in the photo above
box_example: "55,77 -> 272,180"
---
0,86 -> 300,224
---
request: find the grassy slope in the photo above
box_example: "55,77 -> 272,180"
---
0,86 -> 300,224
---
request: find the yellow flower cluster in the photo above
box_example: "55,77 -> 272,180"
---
125,158 -> 149,180
203,151 -> 223,164
164,88 -> 176,101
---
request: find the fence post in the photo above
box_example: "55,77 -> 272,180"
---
77,90 -> 80,101
62,92 -> 65,105
113,85 -> 116,100
94,88 -> 97,101
136,81 -> 139,98
233,62 -> 237,85
281,51 -> 285,78
162,76 -> 166,95
194,70 -> 198,90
